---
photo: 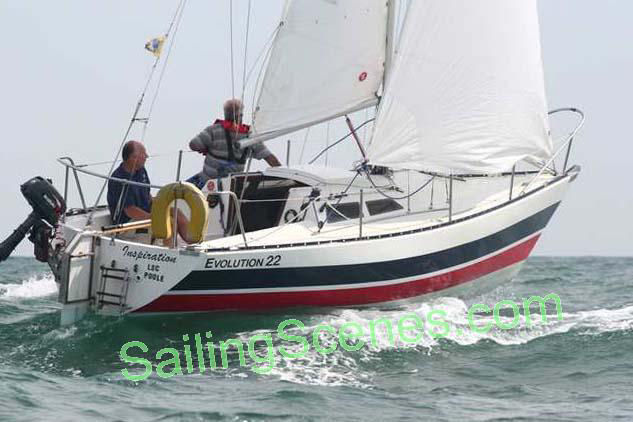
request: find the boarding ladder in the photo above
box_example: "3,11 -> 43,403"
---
96,266 -> 130,314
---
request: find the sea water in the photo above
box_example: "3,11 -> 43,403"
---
1,256 -> 632,421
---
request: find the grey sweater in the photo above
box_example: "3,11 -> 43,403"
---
189,122 -> 272,179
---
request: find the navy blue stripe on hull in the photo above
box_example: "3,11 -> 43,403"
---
172,203 -> 559,291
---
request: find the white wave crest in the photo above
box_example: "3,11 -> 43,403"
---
43,326 -> 77,340
309,297 -> 633,350
0,275 -> 58,299
572,305 -> 633,335
174,297 -> 633,388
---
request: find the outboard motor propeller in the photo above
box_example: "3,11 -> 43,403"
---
0,177 -> 66,263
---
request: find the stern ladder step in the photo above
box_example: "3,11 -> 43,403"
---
96,266 -> 131,313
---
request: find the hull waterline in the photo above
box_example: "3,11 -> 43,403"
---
136,234 -> 541,313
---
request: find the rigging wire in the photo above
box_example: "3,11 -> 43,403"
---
229,0 -> 236,99
85,1 -> 187,225
244,24 -> 281,91
308,118 -> 375,165
397,0 -> 407,43
324,121 -> 331,167
142,0 -> 188,141
316,171 -> 362,233
250,24 -> 282,124
298,127 -> 311,164
116,0 -> 188,224
241,0 -> 253,102
364,170 -> 435,201
362,108 -> 370,143
75,150 -> 198,169
331,171 -> 361,209
230,1 -> 256,238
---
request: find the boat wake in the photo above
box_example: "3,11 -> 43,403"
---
231,297 -> 633,387
0,274 -> 58,300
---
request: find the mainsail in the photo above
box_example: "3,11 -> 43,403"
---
250,0 -> 389,143
367,0 -> 553,174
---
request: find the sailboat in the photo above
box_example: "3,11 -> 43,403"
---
2,0 -> 584,325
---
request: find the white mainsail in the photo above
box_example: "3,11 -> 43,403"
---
367,0 -> 553,174
251,0 -> 388,142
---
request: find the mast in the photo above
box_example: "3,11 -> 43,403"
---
383,0 -> 398,89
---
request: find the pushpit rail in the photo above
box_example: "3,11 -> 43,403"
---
56,157 -> 250,247
519,107 -> 585,195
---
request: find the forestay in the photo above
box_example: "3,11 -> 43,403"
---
367,0 -> 553,174
252,0 -> 388,142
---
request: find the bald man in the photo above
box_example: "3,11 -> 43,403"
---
107,140 -> 152,225
107,140 -> 192,244
187,99 -> 281,188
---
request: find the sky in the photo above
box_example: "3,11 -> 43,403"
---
0,0 -> 631,257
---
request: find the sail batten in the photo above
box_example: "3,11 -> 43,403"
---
367,0 -> 553,174
252,0 -> 388,139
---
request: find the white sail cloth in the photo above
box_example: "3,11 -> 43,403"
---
367,0 -> 553,174
252,0 -> 388,139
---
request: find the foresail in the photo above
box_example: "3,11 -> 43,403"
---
367,0 -> 553,174
252,0 -> 388,140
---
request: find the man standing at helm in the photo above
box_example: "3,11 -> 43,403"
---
187,99 -> 281,188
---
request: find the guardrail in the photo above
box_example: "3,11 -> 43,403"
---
518,107 -> 585,196
57,157 -> 249,247
58,106 -> 584,249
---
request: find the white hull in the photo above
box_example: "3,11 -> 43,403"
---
55,167 -> 577,324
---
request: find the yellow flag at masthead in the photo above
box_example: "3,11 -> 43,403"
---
144,36 -> 166,57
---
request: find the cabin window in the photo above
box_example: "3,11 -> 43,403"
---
366,199 -> 403,216
326,203 -> 360,223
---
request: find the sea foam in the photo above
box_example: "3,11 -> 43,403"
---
252,296 -> 633,386
0,275 -> 58,299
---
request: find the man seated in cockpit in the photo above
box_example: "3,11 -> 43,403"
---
107,140 -> 192,244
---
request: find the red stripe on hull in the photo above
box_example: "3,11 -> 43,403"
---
136,235 -> 541,313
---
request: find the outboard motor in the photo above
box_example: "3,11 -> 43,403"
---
0,177 -> 66,263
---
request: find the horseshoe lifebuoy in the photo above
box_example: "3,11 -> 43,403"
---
151,182 -> 209,244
